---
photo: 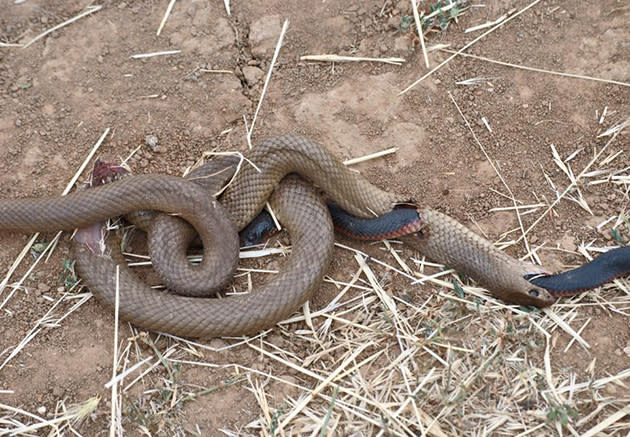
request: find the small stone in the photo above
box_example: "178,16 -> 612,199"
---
37,283 -> 51,293
393,36 -> 410,52
614,348 -> 623,356
41,16 -> 48,24
399,293 -> 412,303
267,333 -> 283,345
249,15 -> 283,57
37,406 -> 47,415
145,134 -> 159,152
251,361 -> 266,371
603,384 -> 617,395
624,346 -> 630,357
387,16 -> 399,29
396,0 -> 410,14
242,66 -> 264,86
208,338 -> 227,350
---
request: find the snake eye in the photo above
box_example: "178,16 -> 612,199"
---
528,289 -> 540,297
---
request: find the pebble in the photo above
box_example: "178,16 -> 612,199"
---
624,345 -> 630,357
242,66 -> 264,86
249,15 -> 282,57
145,134 -> 159,152
604,384 -> 617,395
38,282 -> 51,293
251,361 -> 266,371
37,406 -> 47,415
396,0 -> 410,14
393,36 -> 411,52
267,333 -> 283,345
208,338 -> 227,350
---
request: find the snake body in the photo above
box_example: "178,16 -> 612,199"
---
0,174 -> 240,296
0,135 -> 627,336
75,175 -> 334,336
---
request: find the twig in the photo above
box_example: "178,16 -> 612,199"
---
130,50 -> 181,59
247,19 -> 289,147
109,266 -> 121,437
515,120 -> 628,244
343,147 -> 398,165
440,49 -> 630,88
300,54 -> 405,66
400,0 -> 543,94
23,5 -> 103,49
448,92 -> 534,261
410,0 -> 429,68
156,0 -> 177,36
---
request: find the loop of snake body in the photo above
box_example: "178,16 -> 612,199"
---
0,135 -> 628,337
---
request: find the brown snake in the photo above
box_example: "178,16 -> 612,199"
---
0,135 -> 555,337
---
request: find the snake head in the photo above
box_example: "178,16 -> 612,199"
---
504,269 -> 556,307
90,160 -> 129,187
489,261 -> 555,307
74,160 -> 129,255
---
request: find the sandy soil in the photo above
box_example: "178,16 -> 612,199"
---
0,0 -> 629,435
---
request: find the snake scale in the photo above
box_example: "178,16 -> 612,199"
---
0,135 -> 626,337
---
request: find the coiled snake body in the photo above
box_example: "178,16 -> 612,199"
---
0,135 -> 628,336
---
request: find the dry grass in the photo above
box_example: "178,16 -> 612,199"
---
1,2 -> 630,437
3,121 -> 627,436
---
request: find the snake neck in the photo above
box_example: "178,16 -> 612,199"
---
399,208 -> 555,307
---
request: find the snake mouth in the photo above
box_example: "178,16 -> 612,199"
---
91,160 -> 129,186
74,161 -> 130,255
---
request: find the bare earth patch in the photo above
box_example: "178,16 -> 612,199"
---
0,0 -> 629,435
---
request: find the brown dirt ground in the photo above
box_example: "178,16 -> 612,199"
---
0,0 -> 629,436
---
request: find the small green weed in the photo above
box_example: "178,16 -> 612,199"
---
547,403 -> 579,427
